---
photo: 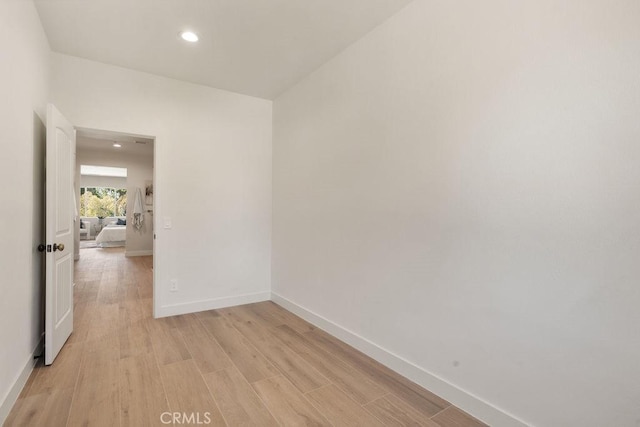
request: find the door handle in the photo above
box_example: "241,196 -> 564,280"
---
53,243 -> 65,252
38,244 -> 46,252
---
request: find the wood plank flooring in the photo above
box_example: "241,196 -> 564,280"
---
5,247 -> 488,427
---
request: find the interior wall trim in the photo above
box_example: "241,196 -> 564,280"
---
271,292 -> 529,427
0,334 -> 44,426
156,291 -> 271,318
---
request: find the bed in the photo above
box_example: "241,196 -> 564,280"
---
95,224 -> 126,247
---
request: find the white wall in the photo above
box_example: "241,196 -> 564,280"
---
75,143 -> 154,257
272,1 -> 640,426
0,0 -> 50,422
52,53 -> 272,317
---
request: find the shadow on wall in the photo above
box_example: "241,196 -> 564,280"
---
32,111 -> 46,337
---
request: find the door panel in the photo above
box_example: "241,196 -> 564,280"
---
55,259 -> 72,325
55,128 -> 72,233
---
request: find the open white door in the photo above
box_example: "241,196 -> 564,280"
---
44,104 -> 76,365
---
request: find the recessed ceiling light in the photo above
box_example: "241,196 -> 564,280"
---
113,143 -> 122,148
180,31 -> 199,42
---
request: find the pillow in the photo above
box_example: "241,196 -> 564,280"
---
117,218 -> 126,226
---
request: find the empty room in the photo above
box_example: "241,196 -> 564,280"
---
1,0 -> 639,426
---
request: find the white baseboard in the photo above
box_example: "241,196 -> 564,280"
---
0,334 -> 44,425
156,291 -> 271,318
270,292 -> 528,427
125,250 -> 153,257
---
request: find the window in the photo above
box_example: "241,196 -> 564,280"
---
80,165 -> 127,177
80,187 -> 127,217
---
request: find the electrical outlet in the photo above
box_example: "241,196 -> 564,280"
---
170,279 -> 178,292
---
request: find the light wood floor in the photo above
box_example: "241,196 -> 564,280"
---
6,247 -> 488,427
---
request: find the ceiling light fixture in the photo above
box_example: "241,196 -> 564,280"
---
113,143 -> 122,148
180,31 -> 199,42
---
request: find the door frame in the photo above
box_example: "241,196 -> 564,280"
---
75,126 -> 159,318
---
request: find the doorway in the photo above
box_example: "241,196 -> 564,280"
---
75,129 -> 154,259
73,128 -> 155,315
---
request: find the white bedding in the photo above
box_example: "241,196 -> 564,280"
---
95,225 -> 126,247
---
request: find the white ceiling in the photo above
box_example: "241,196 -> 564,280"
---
77,129 -> 154,157
34,0 -> 413,99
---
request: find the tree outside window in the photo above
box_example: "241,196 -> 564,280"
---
80,187 -> 127,217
